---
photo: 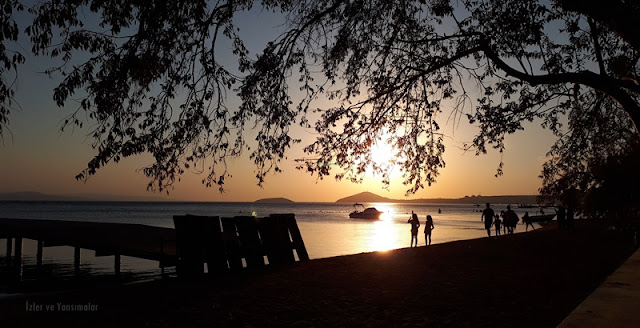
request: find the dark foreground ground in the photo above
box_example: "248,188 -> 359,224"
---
0,220 -> 637,327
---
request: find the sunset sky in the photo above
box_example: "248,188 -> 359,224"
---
0,6 -> 560,202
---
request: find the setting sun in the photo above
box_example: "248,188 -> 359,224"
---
370,137 -> 397,168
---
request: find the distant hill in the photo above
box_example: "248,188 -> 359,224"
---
0,191 -> 170,202
254,197 -> 295,203
335,192 -> 395,203
336,192 -> 539,205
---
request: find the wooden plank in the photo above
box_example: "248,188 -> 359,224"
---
284,214 -> 309,261
236,216 -> 265,269
257,216 -> 280,265
221,217 -> 243,271
173,215 -> 207,280
203,216 -> 228,274
273,215 -> 295,265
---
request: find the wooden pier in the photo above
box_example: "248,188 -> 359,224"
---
0,213 -> 308,279
0,218 -> 177,277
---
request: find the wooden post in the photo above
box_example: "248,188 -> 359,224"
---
115,254 -> 121,277
36,240 -> 44,266
74,246 -> 81,274
173,215 -> 207,280
236,216 -> 265,269
204,216 -> 227,274
5,237 -> 12,260
274,215 -> 295,264
221,217 -> 243,271
263,214 -> 296,265
13,237 -> 22,267
13,237 -> 23,280
258,216 -> 279,265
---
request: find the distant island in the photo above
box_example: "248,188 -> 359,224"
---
254,197 -> 295,203
336,191 -> 541,205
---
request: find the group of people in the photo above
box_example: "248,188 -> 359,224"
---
407,203 -> 566,247
481,203 -> 537,237
407,211 -> 435,247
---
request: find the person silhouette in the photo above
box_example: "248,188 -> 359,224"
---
494,214 -> 502,236
556,206 -> 566,230
481,203 -> 494,237
408,211 -> 421,247
523,211 -> 535,231
504,205 -> 519,234
424,215 -> 435,245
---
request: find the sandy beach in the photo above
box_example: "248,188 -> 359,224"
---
0,220 -> 636,327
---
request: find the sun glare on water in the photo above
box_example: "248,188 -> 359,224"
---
375,203 -> 396,221
370,219 -> 397,251
368,204 -> 400,251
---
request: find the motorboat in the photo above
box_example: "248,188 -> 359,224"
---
528,214 -> 556,222
349,203 -> 383,220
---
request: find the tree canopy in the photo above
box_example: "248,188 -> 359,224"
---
1,1 -> 639,208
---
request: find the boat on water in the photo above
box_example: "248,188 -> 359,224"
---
349,203 -> 383,220
528,214 -> 556,223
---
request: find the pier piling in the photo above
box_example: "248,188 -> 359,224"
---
115,254 -> 121,277
74,246 -> 81,274
6,237 -> 12,260
36,240 -> 43,266
13,237 -> 22,266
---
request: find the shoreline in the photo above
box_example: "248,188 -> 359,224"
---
0,220 -> 636,327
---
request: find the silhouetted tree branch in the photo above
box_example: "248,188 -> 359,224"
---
1,0 -> 639,200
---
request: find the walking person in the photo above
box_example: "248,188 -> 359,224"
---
408,211 -> 421,247
504,205 -> 519,234
481,203 -> 495,237
494,214 -> 502,236
424,215 -> 435,245
523,212 -> 535,231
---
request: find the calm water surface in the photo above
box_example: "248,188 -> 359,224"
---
0,201 -> 542,284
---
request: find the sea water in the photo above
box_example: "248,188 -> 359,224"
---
0,201 -> 542,282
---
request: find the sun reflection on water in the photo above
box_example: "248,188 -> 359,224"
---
367,203 -> 401,251
370,219 -> 398,251
373,203 -> 396,221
